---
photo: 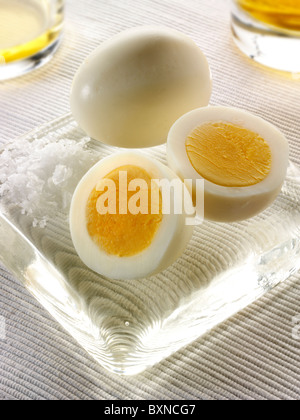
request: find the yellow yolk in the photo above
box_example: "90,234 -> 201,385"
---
185,121 -> 272,187
86,165 -> 162,257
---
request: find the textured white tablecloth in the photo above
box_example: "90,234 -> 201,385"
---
1,0 -> 300,400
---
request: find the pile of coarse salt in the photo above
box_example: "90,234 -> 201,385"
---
0,133 -> 100,228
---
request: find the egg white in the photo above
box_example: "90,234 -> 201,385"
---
167,106 -> 289,222
70,152 -> 194,280
70,26 -> 212,149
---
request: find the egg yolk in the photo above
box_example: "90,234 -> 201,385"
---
86,165 -> 162,257
185,121 -> 272,187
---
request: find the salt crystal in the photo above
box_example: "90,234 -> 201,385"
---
0,132 -> 100,228
52,164 -> 73,186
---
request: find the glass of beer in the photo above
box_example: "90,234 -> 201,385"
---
0,0 -> 64,81
231,1 -> 300,73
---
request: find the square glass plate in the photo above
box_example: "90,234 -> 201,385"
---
1,113 -> 300,375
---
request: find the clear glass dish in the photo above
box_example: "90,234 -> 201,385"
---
1,113 -> 300,375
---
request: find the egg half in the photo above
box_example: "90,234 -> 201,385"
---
70,153 -> 194,280
70,26 -> 212,148
167,106 -> 289,222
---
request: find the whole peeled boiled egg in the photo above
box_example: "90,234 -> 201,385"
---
70,26 -> 211,148
70,152 -> 194,280
167,106 -> 289,222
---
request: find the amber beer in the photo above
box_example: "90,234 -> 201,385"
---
237,0 -> 300,32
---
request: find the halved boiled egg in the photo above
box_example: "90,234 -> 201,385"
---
167,106 -> 289,222
70,153 -> 194,280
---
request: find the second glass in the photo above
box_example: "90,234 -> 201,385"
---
231,0 -> 300,73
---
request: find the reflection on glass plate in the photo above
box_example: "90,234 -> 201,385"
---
1,114 -> 300,375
